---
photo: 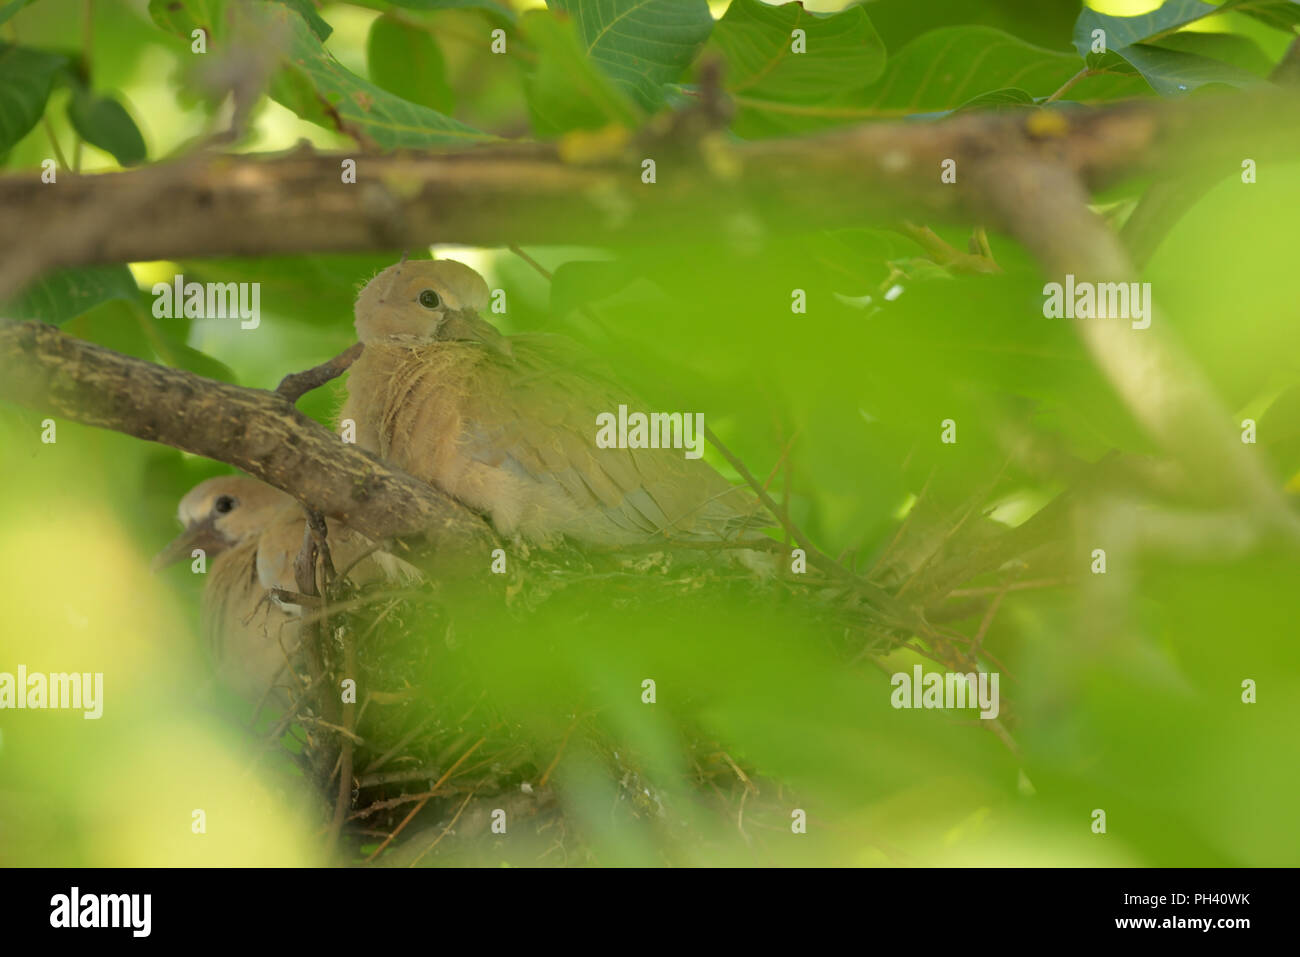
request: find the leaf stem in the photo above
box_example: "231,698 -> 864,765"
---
1045,67 -> 1093,104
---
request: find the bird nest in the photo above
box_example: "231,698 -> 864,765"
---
253,535 -> 914,866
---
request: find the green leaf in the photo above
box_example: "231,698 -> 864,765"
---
724,26 -> 1150,135
1073,1 -> 1266,95
0,0 -> 39,29
857,27 -> 1146,119
138,307 -> 240,383
955,87 -> 1037,112
146,0 -> 226,40
1153,30 -> 1276,76
1072,0 -> 1222,57
709,0 -> 885,109
547,0 -> 714,111
0,44 -> 67,153
550,259 -> 638,318
863,0 -> 1082,51
66,91 -> 148,166
387,0 -> 517,25
1072,0 -> 1300,55
1221,0 -> 1300,32
261,2 -> 490,148
367,13 -> 453,114
6,265 -> 139,325
272,0 -> 332,41
177,253 -> 404,332
1113,42 -> 1260,94
521,9 -> 640,136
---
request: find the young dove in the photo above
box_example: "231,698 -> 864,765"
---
155,476 -> 415,702
340,259 -> 770,547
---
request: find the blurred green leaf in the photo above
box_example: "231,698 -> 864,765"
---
862,0 -> 1082,51
387,0 -> 517,25
521,9 -> 640,136
6,265 -> 139,324
66,90 -> 148,165
0,44 -> 66,152
1224,0 -> 1300,31
550,259 -> 638,318
860,26 -> 1146,117
547,0 -> 714,111
177,252 -> 398,331
271,0 -> 332,41
261,2 -> 490,147
710,0 -> 885,135
0,0 -> 40,28
146,0 -> 226,39
366,13 -> 453,114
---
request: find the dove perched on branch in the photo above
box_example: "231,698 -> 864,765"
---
155,476 -> 415,702
340,259 -> 770,547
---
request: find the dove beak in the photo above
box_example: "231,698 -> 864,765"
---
152,516 -> 227,572
450,310 -> 513,357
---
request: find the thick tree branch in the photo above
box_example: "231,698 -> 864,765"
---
1,92 -> 1298,300
0,320 -> 495,559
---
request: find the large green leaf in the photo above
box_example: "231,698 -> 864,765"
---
1073,0 -> 1268,95
710,0 -> 885,126
367,13 -> 454,114
1220,0 -> 1300,31
862,0 -> 1082,51
547,0 -> 714,111
0,44 -> 66,153
5,265 -> 139,325
724,26 -> 1151,135
1113,42 -> 1259,94
1153,30 -> 1276,75
1072,0 -> 1222,56
522,9 -> 640,136
858,27 -> 1147,118
66,90 -> 148,166
261,2 -> 491,148
1072,1 -> 1300,51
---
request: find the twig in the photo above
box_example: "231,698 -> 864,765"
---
327,615 -> 357,855
407,790 -> 477,867
364,737 -> 485,863
276,342 -> 364,404
704,425 -> 926,633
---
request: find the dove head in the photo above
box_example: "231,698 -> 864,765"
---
354,259 -> 509,354
153,476 -> 293,571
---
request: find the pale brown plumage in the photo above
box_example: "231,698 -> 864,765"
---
340,259 -> 770,547
156,476 -> 415,701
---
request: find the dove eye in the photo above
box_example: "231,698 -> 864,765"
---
214,495 -> 236,515
418,289 -> 442,309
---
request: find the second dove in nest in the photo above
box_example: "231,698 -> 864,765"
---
155,476 -> 416,703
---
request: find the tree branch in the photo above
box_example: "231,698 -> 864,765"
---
969,157 -> 1300,543
0,320 -> 494,558
2,92 -> 1298,301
